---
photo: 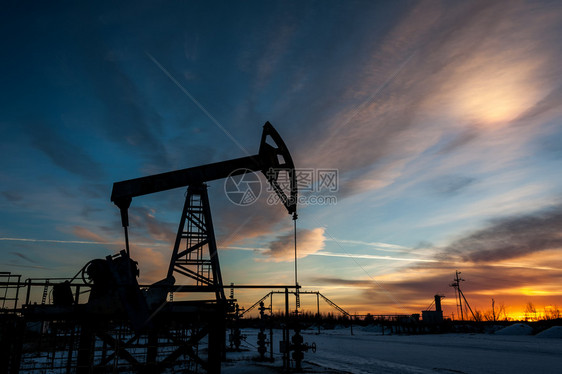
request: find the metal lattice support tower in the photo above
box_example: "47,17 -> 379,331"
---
167,183 -> 225,301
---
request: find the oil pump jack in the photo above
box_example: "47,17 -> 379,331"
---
71,122 -> 298,373
108,121 -> 296,305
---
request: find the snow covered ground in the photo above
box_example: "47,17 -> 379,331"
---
223,326 -> 562,374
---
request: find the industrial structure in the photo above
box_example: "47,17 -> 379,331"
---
0,122 -> 315,373
422,295 -> 445,324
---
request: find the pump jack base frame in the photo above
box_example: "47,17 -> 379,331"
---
16,299 -> 227,374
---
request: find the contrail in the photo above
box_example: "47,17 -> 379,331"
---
222,245 -> 269,251
224,245 -> 435,262
0,237 -> 169,248
311,251 -> 437,263
145,51 -> 250,156
0,237 -> 119,245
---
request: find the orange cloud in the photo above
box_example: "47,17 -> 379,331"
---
71,224 -> 171,284
72,226 -> 114,244
261,228 -> 326,262
131,246 -> 169,284
129,207 -> 175,243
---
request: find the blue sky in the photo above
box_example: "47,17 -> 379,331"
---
1,0 -> 562,317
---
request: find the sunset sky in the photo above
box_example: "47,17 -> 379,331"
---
2,1 -> 562,320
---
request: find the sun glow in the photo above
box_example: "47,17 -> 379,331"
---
517,287 -> 554,297
450,63 -> 543,127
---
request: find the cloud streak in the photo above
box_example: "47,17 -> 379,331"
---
261,228 -> 325,262
10,251 -> 36,263
27,123 -> 104,180
0,237 -> 117,245
294,0 -> 562,204
443,205 -> 562,263
311,251 -> 437,263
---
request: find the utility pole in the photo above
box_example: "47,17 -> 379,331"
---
449,270 -> 477,321
450,270 -> 464,321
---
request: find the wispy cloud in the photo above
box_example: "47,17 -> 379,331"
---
260,228 -> 325,262
325,238 -> 410,252
297,0 -> 562,206
1,191 -> 23,203
129,207 -> 176,243
442,205 -> 562,263
0,235 -> 171,249
0,262 -> 48,270
27,122 -> 104,180
0,237 -> 118,245
311,251 -> 437,263
419,183 -> 556,228
72,226 -> 115,244
221,245 -> 269,251
71,223 -> 172,284
10,251 -> 36,263
223,244 -> 435,264
214,198 -> 289,247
